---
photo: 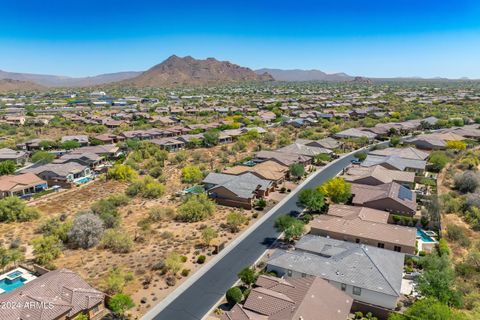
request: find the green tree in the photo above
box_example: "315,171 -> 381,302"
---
108,293 -> 135,317
0,197 -> 40,222
226,287 -> 243,305
318,177 -> 351,203
388,298 -> 464,320
201,227 -> 218,247
274,215 -> 305,241
428,151 -> 450,172
177,194 -> 216,222
0,160 -> 16,175
390,136 -> 401,147
31,235 -> 62,266
298,189 -> 325,212
31,151 -> 55,165
203,130 -> 220,147
238,267 -> 257,287
0,246 -> 10,271
417,252 -> 462,307
61,140 -> 81,150
181,165 -> 203,184
289,163 -> 305,180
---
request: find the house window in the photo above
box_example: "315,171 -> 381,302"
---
394,246 -> 401,252
287,269 -> 292,277
91,304 -> 100,314
353,286 -> 362,296
378,243 -> 385,249
341,283 -> 347,291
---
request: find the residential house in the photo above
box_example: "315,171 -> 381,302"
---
368,147 -> 429,161
0,148 -> 28,165
277,142 -> 332,159
254,150 -> 312,166
404,132 -> 465,150
334,128 -> 377,141
61,135 -> 89,146
310,204 -> 416,254
266,235 -> 404,309
71,144 -> 122,158
93,133 -> 124,144
344,165 -> 415,188
203,172 -> 273,209
361,155 -> 426,173
221,275 -> 352,320
22,162 -> 91,188
149,138 -> 185,152
0,173 -> 48,198
0,269 -> 105,320
223,160 -> 288,186
350,182 -> 417,216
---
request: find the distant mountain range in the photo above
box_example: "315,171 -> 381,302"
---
0,79 -> 45,93
0,69 -> 141,88
255,68 -> 353,82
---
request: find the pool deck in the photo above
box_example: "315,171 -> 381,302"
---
0,267 -> 37,294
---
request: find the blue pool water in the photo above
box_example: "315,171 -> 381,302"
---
0,277 -> 26,293
6,270 -> 22,279
76,176 -> 92,184
416,228 -> 436,243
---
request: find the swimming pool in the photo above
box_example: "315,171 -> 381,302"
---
416,228 -> 436,243
75,176 -> 92,184
0,277 -> 26,293
6,270 -> 23,280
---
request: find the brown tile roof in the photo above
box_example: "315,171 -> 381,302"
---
350,182 -> 417,213
223,275 -> 352,320
344,165 -> 415,185
0,269 -> 104,320
0,173 -> 46,192
310,205 -> 416,248
368,147 -> 429,160
223,161 -> 288,181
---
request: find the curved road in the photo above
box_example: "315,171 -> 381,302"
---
144,148 -> 376,320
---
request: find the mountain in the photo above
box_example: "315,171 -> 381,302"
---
0,70 -> 141,87
121,55 -> 274,87
0,79 -> 45,93
255,68 -> 353,82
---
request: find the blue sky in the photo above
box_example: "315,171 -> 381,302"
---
1,0 -> 480,78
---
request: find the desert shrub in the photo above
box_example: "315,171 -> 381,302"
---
38,216 -> 73,243
107,164 -> 137,182
428,151 -> 450,172
177,194 -> 216,222
165,252 -> 184,274
454,171 -> 479,193
100,229 -> 134,253
181,165 -> 203,184
438,238 -> 450,256
201,227 -> 218,246
108,293 -> 135,316
126,176 -> 166,199
103,267 -> 133,294
226,212 -> 247,233
91,199 -> 121,228
31,235 -> 62,266
148,206 -> 176,222
0,197 -> 40,222
181,269 -> 190,277
68,213 -> 104,249
197,255 -> 206,264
